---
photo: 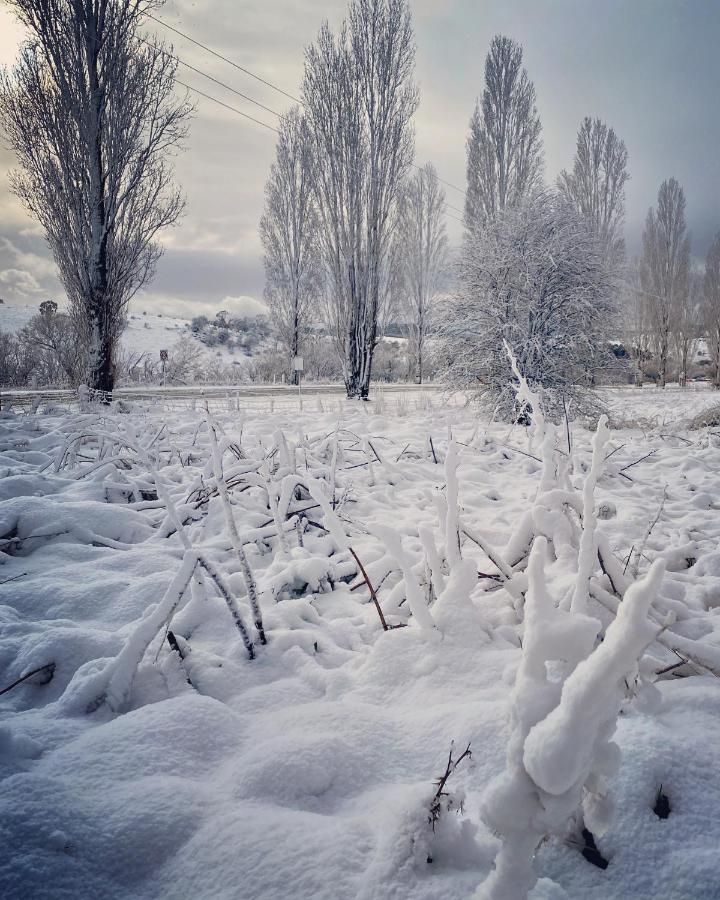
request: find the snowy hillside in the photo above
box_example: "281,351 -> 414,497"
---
0,302 -> 35,334
0,304 -> 262,371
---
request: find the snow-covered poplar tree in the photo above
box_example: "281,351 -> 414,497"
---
437,191 -> 615,418
557,117 -> 629,267
302,0 -> 418,399
702,232 -> 720,388
621,260 -> 653,386
260,107 -> 323,385
395,163 -> 448,383
640,178 -> 691,389
464,35 -> 543,232
0,0 -> 190,399
672,270 -> 701,387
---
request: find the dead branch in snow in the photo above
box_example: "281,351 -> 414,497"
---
0,662 -> 55,697
428,741 -> 473,838
618,448 -> 659,475
348,547 -> 388,631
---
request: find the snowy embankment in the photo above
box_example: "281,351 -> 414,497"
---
2,388 -> 720,899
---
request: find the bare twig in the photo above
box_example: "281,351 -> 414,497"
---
348,547 -> 388,631
0,572 -> 27,586
428,741 -> 473,833
0,662 -> 55,697
619,449 -> 658,474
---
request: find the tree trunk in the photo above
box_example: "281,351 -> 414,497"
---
85,7 -> 112,402
658,333 -> 668,389
344,257 -> 376,400
416,318 -> 424,384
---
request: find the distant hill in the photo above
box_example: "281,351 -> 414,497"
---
0,304 -> 269,371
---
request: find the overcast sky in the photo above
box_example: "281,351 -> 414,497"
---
1,0 -> 719,319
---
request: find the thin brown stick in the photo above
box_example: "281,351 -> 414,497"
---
619,449 -> 658,474
349,547 -> 388,631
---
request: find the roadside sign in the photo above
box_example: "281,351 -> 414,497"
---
160,349 -> 168,361
293,356 -> 304,372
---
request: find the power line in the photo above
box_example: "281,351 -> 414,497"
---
140,36 -> 283,119
146,12 -> 469,202
444,200 -> 465,216
174,79 -> 464,224
144,12 -> 302,104
175,79 -> 279,133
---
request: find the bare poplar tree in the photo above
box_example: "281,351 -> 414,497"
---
557,117 -> 629,266
395,164 -> 447,383
260,107 -> 323,385
672,270 -> 701,387
621,260 -> 653,387
703,232 -> 720,388
640,178 -> 691,388
303,0 -> 418,399
464,35 -> 543,231
0,0 -> 190,398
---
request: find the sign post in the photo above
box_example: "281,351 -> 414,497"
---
160,349 -> 168,388
293,356 -> 304,410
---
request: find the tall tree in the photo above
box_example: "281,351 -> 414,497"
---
621,260 -> 653,387
395,164 -> 447,383
464,35 -> 543,231
672,270 -> 701,388
640,178 -> 691,388
703,232 -> 720,388
0,0 -> 190,399
303,0 -> 418,399
557,117 -> 629,266
260,107 -> 323,385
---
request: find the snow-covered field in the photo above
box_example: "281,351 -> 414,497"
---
2,386 -> 720,899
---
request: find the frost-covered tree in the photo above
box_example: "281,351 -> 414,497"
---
0,0 -> 190,399
702,232 -> 720,388
672,270 -> 701,387
464,35 -> 543,231
395,164 -> 448,383
640,178 -> 691,389
260,107 -> 323,385
303,0 -> 417,399
437,191 -> 615,418
557,117 -> 629,266
19,299 -> 82,384
621,260 -> 653,387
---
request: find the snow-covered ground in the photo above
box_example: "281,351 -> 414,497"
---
2,386 -> 720,899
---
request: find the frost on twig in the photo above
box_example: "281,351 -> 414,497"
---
206,413 -> 266,645
475,538 -> 663,899
444,441 -> 461,568
372,524 -> 436,631
569,414 -> 610,615
92,548 -> 255,714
